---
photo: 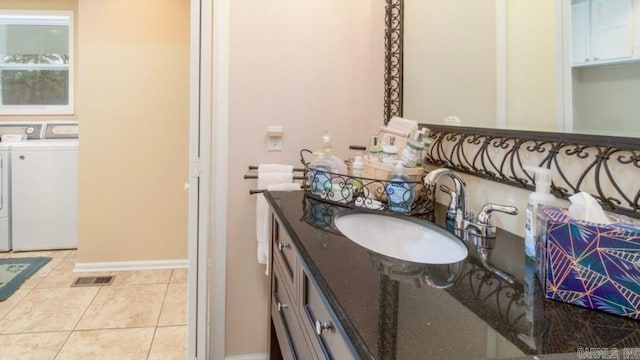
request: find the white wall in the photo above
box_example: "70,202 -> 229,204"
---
226,0 -> 384,355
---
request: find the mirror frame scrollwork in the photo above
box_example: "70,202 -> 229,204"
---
383,0 -> 403,125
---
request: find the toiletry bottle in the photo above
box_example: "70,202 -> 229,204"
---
385,161 -> 416,213
319,131 -> 348,175
400,131 -> 424,168
351,155 -> 364,193
348,145 -> 367,165
308,152 -> 333,197
524,166 -> 555,260
382,136 -> 398,165
418,129 -> 432,167
368,135 -> 383,163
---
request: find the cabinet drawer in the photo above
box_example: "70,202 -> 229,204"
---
272,262 -> 313,360
272,217 -> 297,291
301,270 -> 356,360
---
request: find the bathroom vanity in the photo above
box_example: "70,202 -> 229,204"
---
265,190 -> 640,360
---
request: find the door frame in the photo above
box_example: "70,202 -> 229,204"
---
187,0 -> 229,359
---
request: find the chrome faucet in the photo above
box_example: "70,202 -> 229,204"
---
425,167 -> 519,284
424,168 -> 518,239
424,168 -> 468,229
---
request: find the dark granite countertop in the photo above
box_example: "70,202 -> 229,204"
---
264,190 -> 640,360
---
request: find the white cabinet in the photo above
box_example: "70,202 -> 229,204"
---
592,0 -> 633,61
636,0 -> 640,53
572,0 -> 591,65
571,0 -> 636,66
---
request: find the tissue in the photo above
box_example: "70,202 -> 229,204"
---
567,192 -> 613,224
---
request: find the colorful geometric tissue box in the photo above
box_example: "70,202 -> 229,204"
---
536,205 -> 640,320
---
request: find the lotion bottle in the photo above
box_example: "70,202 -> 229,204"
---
382,136 -> 398,165
350,155 -> 364,192
400,131 -> 424,167
385,161 -> 415,213
524,166 -> 555,260
367,136 -> 383,163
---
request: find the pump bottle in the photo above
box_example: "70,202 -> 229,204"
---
524,166 -> 555,259
385,161 -> 416,213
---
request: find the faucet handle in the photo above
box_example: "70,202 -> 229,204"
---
477,203 -> 518,226
439,185 -> 458,219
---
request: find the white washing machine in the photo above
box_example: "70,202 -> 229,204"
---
10,122 -> 78,251
0,122 -> 45,252
0,143 -> 11,251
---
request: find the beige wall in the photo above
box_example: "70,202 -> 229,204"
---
0,0 -> 78,122
403,0 -> 497,127
572,62 -> 640,137
227,0 -> 384,355
76,0 -> 189,262
506,0 -> 559,132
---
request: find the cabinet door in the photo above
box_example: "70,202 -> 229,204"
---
592,0 -> 633,61
272,217 -> 297,295
272,263 -> 314,360
301,270 -> 357,360
572,0 -> 591,65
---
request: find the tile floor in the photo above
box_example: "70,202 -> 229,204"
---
0,250 -> 187,360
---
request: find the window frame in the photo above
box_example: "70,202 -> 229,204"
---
0,10 -> 74,115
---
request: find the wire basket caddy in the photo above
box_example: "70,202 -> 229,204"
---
299,149 -> 434,219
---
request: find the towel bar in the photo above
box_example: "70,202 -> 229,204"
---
244,164 -> 305,194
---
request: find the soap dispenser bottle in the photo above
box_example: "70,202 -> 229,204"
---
308,152 -> 333,197
385,161 -> 416,213
524,166 -> 555,260
319,131 -> 348,175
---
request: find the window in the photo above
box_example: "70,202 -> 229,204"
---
0,10 -> 73,115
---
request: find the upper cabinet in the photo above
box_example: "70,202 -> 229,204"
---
571,0 -> 637,66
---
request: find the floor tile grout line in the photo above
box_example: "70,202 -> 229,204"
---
53,329 -> 74,360
69,284 -> 103,333
146,325 -> 160,360
155,283 -> 171,328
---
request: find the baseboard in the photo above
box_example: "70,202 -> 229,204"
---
73,259 -> 188,273
225,354 -> 267,360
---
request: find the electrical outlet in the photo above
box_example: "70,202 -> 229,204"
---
268,136 -> 282,151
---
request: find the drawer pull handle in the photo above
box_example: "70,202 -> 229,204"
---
277,302 -> 289,312
277,242 -> 290,252
315,320 -> 333,335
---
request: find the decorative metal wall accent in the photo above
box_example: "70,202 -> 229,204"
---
383,0 -> 403,125
424,124 -> 640,219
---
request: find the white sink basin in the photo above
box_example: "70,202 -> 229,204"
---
334,211 -> 468,264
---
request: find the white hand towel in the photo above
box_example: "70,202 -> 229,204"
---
257,172 -> 293,191
259,182 -> 301,276
258,164 -> 294,174
255,164 -> 296,274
